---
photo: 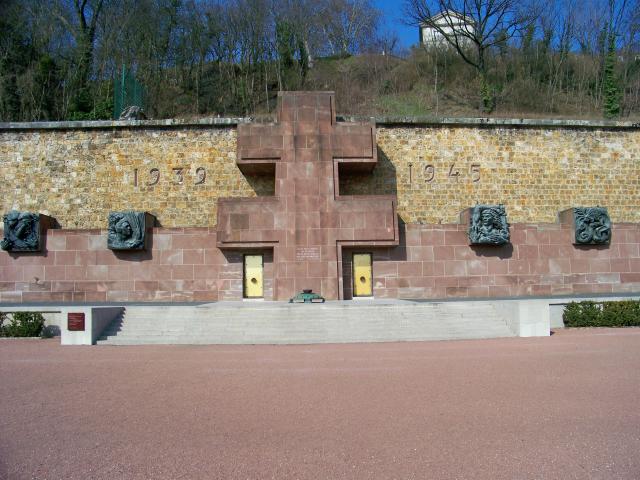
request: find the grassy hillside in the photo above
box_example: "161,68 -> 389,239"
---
298,48 -> 640,120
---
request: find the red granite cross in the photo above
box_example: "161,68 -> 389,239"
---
217,91 -> 398,300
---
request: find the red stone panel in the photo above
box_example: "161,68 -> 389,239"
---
44,266 -> 66,281
65,235 -> 88,251
216,92 -> 398,300
1,221 -> 638,303
46,235 -> 67,251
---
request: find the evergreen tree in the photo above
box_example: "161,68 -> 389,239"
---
276,20 -> 296,90
276,20 -> 309,91
603,33 -> 621,118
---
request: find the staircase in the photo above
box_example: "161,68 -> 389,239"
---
96,300 -> 515,345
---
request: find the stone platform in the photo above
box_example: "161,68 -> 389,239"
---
95,300 -> 516,345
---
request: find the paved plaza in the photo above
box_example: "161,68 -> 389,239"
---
1,329 -> 640,479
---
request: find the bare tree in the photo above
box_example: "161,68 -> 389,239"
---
4,0 -> 640,121
404,0 -> 539,111
318,0 -> 381,56
52,0 -> 105,115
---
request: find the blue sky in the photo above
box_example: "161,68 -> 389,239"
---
374,0 -> 420,49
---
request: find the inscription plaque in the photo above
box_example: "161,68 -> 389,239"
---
67,312 -> 85,331
296,247 -> 321,261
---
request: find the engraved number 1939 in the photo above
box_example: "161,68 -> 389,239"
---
132,167 -> 207,186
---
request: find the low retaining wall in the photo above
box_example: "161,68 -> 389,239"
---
0,306 -> 123,344
60,306 -> 123,345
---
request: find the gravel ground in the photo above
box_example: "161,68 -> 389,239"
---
1,329 -> 639,480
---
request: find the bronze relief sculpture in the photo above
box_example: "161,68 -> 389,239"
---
1,211 -> 42,252
107,211 -> 149,250
573,207 -> 611,245
468,205 -> 510,246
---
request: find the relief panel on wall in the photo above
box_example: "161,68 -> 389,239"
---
107,211 -> 154,250
573,207 -> 612,245
1,211 -> 43,252
466,205 -> 510,246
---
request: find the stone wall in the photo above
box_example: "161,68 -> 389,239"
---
0,125 -> 272,228
1,119 -> 639,228
344,223 -> 640,300
343,125 -> 640,224
1,116 -> 639,303
0,227 -> 274,302
1,222 -> 638,302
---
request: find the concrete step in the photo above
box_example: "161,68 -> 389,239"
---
96,301 -> 514,345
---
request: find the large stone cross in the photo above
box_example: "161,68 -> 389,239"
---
217,91 -> 398,300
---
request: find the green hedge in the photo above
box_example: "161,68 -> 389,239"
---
563,300 -> 640,327
1,312 -> 46,337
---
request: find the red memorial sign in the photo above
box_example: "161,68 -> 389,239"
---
217,92 -> 398,300
67,312 -> 85,331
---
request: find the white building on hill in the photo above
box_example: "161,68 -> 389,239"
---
419,11 -> 476,48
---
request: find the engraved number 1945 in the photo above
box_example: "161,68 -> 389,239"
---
423,163 -> 481,183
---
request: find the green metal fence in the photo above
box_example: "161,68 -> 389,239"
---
113,66 -> 145,119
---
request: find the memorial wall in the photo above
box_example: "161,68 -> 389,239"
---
0,99 -> 639,303
1,119 -> 639,228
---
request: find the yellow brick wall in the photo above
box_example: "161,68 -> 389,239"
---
0,128 -> 271,228
1,124 -> 639,228
342,126 -> 640,223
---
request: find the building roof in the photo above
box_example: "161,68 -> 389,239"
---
420,10 -> 476,27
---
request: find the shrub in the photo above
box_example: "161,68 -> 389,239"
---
563,300 -> 640,328
2,312 -> 45,337
602,300 -> 640,327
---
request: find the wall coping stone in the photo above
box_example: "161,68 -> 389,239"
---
1,116 -> 639,131
0,117 -> 249,130
344,115 -> 640,129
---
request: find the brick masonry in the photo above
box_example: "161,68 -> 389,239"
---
346,126 -> 640,224
0,221 -> 638,302
1,118 -> 639,229
0,127 -> 272,228
1,93 -> 639,303
344,222 -> 640,299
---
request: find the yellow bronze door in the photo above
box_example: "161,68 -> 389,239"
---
353,253 -> 373,297
243,254 -> 263,298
